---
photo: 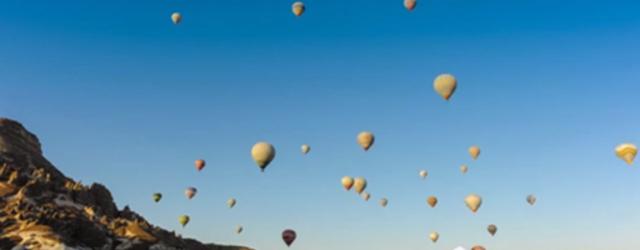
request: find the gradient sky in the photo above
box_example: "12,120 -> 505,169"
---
1,1 -> 640,249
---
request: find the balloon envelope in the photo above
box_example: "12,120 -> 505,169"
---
471,246 -> 486,250
404,0 -> 417,11
171,12 -> 182,24
615,143 -> 637,165
429,232 -> 439,242
379,198 -> 388,207
282,229 -> 297,247
195,159 -> 205,171
152,193 -> 162,203
465,194 -> 482,213
487,224 -> 497,236
357,132 -> 375,151
341,176 -> 355,191
227,198 -> 237,208
178,215 -> 190,227
301,144 -> 311,154
185,187 -> 197,200
292,2 -> 305,16
460,165 -> 469,174
353,177 -> 367,194
419,170 -> 428,179
433,74 -> 457,100
427,196 -> 438,208
236,225 -> 243,234
527,194 -> 537,206
251,142 -> 276,172
361,192 -> 371,201
469,146 -> 480,160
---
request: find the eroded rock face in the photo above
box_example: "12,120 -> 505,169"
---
0,118 -> 254,250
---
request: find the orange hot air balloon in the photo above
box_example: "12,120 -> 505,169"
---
404,0 -> 417,11
195,159 -> 205,171
471,246 -> 486,250
427,196 -> 438,208
292,2 -> 305,17
282,229 -> 297,247
341,176 -> 355,191
357,131 -> 375,151
469,146 -> 480,160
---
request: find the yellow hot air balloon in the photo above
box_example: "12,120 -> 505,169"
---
171,12 -> 182,25
227,198 -> 237,208
465,194 -> 482,213
460,164 -> 469,174
404,0 -> 417,11
361,191 -> 371,201
433,74 -> 457,100
251,142 -> 276,172
427,196 -> 438,208
341,176 -> 355,191
379,198 -> 388,207
292,1 -> 305,17
487,224 -> 497,236
615,143 -> 637,165
353,177 -> 367,194
419,170 -> 428,179
469,146 -> 480,160
301,144 -> 311,154
429,232 -> 439,243
357,131 -> 375,151
178,215 -> 190,227
236,225 -> 243,234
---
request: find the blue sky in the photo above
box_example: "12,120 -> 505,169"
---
1,0 -> 640,249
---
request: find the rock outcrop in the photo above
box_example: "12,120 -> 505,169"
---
0,118 -> 253,250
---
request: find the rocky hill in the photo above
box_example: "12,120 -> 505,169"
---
0,118 -> 253,250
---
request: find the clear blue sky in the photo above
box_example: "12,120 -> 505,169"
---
1,0 -> 640,249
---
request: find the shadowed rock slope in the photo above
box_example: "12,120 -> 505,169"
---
0,118 -> 253,250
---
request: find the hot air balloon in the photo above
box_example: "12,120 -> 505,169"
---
419,170 -> 428,179
471,246 -> 486,250
454,247 -> 466,250
379,198 -> 388,207
282,229 -> 297,247
357,131 -> 375,151
251,142 -> 276,172
469,146 -> 480,160
433,74 -> 457,100
460,164 -> 469,174
292,2 -> 305,17
178,215 -> 190,227
152,193 -> 162,203
527,194 -> 537,206
427,196 -> 438,208
185,187 -> 197,200
301,144 -> 311,154
341,176 -> 355,191
429,232 -> 439,243
360,192 -> 371,201
171,12 -> 182,25
195,159 -> 205,172
615,143 -> 637,165
227,198 -> 237,208
464,194 -> 482,213
353,177 -> 367,194
404,0 -> 417,11
487,224 -> 497,236
236,225 -> 243,234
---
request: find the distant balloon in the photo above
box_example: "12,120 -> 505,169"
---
171,12 -> 182,25
361,192 -> 371,201
236,225 -> 243,234
460,164 -> 469,174
353,177 -> 367,194
227,198 -> 237,208
341,176 -> 355,191
487,224 -> 497,236
185,187 -> 197,200
292,2 -> 305,17
357,131 -> 375,151
429,232 -> 439,243
178,215 -> 190,227
301,144 -> 311,154
615,143 -> 637,165
427,196 -> 438,208
433,74 -> 457,100
464,194 -> 482,213
404,0 -> 417,11
195,159 -> 206,172
469,146 -> 480,160
251,142 -> 276,172
419,170 -> 428,179
282,229 -> 297,247
471,246 -> 486,250
379,198 -> 388,207
152,193 -> 162,203
454,247 -> 466,250
527,194 -> 537,206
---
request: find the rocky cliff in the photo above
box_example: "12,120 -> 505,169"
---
0,118 -> 253,250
